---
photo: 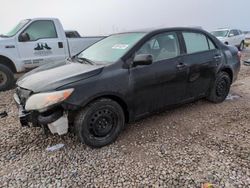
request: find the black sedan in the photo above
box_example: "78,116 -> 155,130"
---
14,27 -> 241,148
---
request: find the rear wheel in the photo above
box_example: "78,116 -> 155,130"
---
75,98 -> 125,148
207,72 -> 231,103
0,64 -> 14,91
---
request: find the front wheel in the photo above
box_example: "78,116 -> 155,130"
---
207,72 -> 231,103
238,41 -> 244,51
0,64 -> 14,91
74,98 -> 125,148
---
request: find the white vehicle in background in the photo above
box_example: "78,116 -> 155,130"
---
211,28 -> 245,51
0,18 -> 104,91
244,31 -> 250,47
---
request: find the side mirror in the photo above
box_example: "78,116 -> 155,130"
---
133,54 -> 153,67
19,33 -> 30,42
228,33 -> 234,37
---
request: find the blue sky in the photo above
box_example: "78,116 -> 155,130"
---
0,0 -> 249,36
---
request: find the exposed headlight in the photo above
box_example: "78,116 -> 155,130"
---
25,88 -> 74,111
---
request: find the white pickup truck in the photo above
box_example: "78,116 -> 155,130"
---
0,18 -> 104,91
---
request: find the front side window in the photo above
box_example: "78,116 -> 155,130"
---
183,32 -> 209,54
22,20 -> 57,41
233,30 -> 239,36
136,32 -> 180,62
229,30 -> 238,37
208,38 -> 216,50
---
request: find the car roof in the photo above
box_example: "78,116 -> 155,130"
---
212,28 -> 230,31
212,28 -> 242,31
112,27 -> 208,35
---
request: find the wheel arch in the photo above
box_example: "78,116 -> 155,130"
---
0,55 -> 17,73
220,67 -> 233,83
81,93 -> 130,123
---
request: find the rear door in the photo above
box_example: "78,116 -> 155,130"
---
129,31 -> 188,116
181,31 -> 222,100
17,20 -> 67,68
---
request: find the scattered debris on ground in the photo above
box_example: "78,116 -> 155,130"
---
226,94 -> 241,100
46,143 -> 65,152
0,111 -> 8,118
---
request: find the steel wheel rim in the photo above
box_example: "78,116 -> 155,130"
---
216,78 -> 228,97
0,71 -> 7,87
88,107 -> 118,138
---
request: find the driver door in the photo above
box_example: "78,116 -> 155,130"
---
129,32 -> 188,117
17,20 -> 66,69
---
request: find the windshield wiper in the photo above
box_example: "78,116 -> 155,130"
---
77,57 -> 95,65
0,34 -> 8,38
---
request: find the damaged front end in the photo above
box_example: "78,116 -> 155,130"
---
14,87 -> 74,135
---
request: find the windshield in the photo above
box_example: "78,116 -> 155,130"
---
211,30 -> 229,37
78,32 -> 146,64
2,19 -> 30,37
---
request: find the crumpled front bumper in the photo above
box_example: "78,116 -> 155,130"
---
14,93 -> 33,127
13,92 -> 69,135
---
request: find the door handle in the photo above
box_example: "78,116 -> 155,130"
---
213,55 -> 222,61
176,63 -> 187,69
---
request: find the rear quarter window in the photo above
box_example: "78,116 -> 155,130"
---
207,38 -> 216,50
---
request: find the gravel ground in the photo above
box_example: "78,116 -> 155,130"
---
0,50 -> 250,188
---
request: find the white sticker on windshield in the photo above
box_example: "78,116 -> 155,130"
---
112,44 -> 129,50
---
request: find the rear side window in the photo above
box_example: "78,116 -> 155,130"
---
183,32 -> 209,54
22,20 -> 57,41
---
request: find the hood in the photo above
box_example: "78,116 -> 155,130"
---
216,36 -> 226,41
0,36 -> 13,41
0,37 -> 15,48
17,60 -> 104,93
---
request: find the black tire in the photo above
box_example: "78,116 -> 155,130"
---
238,41 -> 244,51
0,64 -> 14,91
74,98 -> 125,148
207,72 -> 231,103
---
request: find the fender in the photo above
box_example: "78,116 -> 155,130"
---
0,54 -> 18,73
206,63 -> 234,97
77,91 -> 130,122
80,91 -> 129,108
219,65 -> 233,82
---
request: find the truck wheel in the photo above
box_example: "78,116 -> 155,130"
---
75,98 -> 125,148
239,41 -> 244,51
0,64 -> 14,91
207,72 -> 231,103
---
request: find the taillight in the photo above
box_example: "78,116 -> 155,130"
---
237,51 -> 242,61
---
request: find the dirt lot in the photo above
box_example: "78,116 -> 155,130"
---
0,50 -> 250,188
